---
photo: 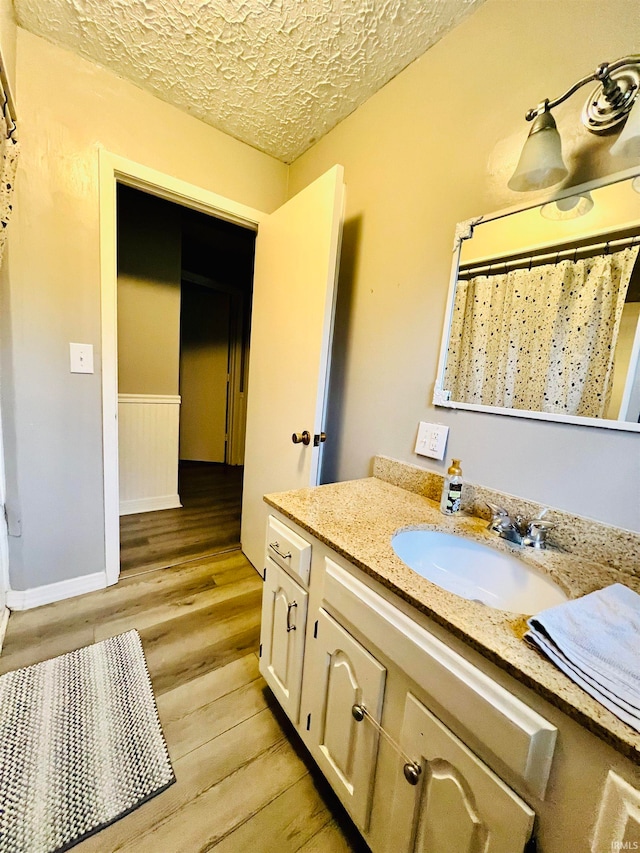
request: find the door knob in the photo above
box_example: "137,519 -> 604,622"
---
292,431 -> 311,445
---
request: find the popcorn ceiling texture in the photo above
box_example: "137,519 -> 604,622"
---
14,0 -> 484,163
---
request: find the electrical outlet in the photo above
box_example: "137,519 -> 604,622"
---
414,421 -> 449,460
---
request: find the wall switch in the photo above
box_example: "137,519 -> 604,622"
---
415,421 -> 449,460
70,343 -> 94,374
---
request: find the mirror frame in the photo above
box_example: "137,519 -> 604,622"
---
434,165 -> 640,433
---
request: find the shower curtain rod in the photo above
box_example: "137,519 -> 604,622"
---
0,61 -> 17,141
458,233 -> 640,278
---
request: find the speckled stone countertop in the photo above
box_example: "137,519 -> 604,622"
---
264,469 -> 640,764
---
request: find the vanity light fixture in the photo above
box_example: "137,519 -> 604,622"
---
540,192 -> 594,221
509,56 -> 640,192
508,110 -> 568,192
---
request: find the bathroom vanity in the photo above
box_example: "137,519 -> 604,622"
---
258,457 -> 640,853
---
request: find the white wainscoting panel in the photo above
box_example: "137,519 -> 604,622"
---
118,394 -> 182,515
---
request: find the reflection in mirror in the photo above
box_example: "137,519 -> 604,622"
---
435,173 -> 640,430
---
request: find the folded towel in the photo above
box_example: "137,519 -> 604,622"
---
525,583 -> 640,732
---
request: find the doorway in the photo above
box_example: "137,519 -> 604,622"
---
116,185 -> 256,577
101,153 -> 344,586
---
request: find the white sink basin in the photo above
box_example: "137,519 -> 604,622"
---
391,529 -> 568,614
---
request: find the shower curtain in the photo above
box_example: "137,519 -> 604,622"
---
0,107 -> 18,268
444,244 -> 640,418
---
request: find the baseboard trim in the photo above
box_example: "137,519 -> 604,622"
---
119,495 -> 182,516
6,572 -> 107,611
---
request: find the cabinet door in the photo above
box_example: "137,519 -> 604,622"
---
592,771 -> 640,852
259,558 -> 308,724
303,608 -> 386,831
388,694 -> 535,853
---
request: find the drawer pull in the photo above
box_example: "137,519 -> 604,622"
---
286,601 -> 298,632
351,704 -> 422,786
269,541 -> 292,560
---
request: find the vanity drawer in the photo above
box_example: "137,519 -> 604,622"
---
323,557 -> 557,800
265,515 -> 312,585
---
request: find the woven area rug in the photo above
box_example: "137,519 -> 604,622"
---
0,630 -> 175,853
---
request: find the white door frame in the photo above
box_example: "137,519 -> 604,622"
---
99,150 -> 266,585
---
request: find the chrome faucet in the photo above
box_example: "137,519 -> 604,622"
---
485,503 -> 554,549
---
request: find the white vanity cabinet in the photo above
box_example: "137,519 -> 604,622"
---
387,693 -> 534,853
301,607 -> 386,831
591,771 -> 640,852
260,558 -> 308,723
258,516 -> 312,724
259,509 -> 640,853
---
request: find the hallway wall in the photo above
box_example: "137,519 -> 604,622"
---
117,187 -> 182,396
179,284 -> 231,464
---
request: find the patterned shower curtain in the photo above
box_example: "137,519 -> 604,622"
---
0,107 -> 18,268
444,244 -> 640,418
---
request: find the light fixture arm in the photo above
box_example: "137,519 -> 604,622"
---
523,55 -> 640,134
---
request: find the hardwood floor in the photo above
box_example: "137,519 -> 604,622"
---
0,550 -> 368,852
119,462 -> 243,578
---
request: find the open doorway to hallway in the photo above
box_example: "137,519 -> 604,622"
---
116,185 -> 256,578
119,462 -> 244,576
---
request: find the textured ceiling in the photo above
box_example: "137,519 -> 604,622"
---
14,0 -> 485,163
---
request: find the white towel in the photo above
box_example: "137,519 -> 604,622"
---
525,583 -> 640,732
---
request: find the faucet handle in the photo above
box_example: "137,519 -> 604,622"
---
486,501 -> 508,518
524,519 -> 555,549
485,502 -> 513,532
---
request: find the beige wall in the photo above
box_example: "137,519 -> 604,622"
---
0,0 -> 17,100
179,285 -> 231,463
3,28 -> 288,590
117,190 -> 182,396
290,0 -> 640,532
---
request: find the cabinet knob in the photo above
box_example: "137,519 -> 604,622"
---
403,762 -> 422,786
292,431 -> 311,446
353,704 -> 422,786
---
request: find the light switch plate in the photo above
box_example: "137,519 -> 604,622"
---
415,421 -> 449,460
70,343 -> 94,374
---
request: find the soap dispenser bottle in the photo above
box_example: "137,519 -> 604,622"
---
440,459 -> 463,515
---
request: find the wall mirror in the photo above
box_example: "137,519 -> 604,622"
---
434,171 -> 640,432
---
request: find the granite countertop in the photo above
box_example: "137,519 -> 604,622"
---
264,475 -> 640,764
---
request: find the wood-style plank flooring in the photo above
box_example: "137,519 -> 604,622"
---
0,550 -> 368,852
119,462 -> 243,578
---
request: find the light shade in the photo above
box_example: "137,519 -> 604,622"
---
610,92 -> 640,159
540,192 -> 594,220
508,111 -> 568,192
